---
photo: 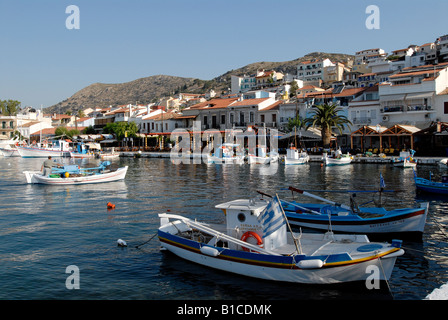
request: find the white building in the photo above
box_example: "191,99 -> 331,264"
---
379,63 -> 448,127
297,59 -> 334,84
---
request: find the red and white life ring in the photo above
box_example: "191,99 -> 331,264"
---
240,231 -> 263,252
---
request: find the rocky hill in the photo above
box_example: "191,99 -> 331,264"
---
47,52 -> 354,114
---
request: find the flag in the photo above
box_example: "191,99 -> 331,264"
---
380,173 -> 386,189
258,197 -> 286,238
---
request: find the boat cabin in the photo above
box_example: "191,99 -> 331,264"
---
215,198 -> 287,251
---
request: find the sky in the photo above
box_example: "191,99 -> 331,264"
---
0,0 -> 447,109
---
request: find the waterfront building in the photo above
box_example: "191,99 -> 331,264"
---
379,63 -> 448,127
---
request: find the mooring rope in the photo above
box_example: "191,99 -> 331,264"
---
135,231 -> 158,248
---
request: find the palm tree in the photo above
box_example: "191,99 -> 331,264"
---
304,103 -> 352,148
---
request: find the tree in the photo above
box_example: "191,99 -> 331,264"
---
289,81 -> 299,98
103,121 -> 139,141
304,103 -> 352,148
0,100 -> 21,116
55,126 -> 80,139
286,116 -> 304,132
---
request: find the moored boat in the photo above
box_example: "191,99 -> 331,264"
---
207,143 -> 245,164
414,170 -> 448,195
323,149 -> 352,166
23,161 -> 128,185
284,148 -> 310,165
265,187 -> 428,235
17,140 -> 72,158
392,150 -> 417,168
158,196 -> 404,284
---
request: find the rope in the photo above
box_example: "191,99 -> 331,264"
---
376,251 -> 394,298
135,231 -> 158,248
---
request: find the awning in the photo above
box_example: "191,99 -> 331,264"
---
405,92 -> 434,100
99,139 -> 117,144
380,94 -> 406,101
86,142 -> 102,149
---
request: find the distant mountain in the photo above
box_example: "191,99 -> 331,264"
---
47,52 -> 354,114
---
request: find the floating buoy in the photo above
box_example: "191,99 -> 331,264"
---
117,239 -> 127,247
64,171 -> 70,178
107,202 -> 116,209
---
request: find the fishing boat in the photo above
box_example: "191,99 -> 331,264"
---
248,146 -> 271,164
23,161 -> 128,185
158,196 -> 404,284
392,150 -> 417,168
284,127 -> 310,165
284,148 -> 310,165
71,142 -> 100,159
0,145 -> 20,157
277,186 -> 428,235
17,139 -> 72,158
322,149 -> 352,166
207,143 -> 245,164
414,170 -> 448,195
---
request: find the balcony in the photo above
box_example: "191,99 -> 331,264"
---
381,106 -> 404,113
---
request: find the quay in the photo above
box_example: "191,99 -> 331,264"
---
118,151 -> 446,165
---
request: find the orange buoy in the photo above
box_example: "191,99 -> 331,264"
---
107,202 -> 116,209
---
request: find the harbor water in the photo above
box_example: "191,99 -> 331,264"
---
1,156 -> 448,300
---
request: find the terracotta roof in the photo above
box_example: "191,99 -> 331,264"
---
189,98 -> 238,110
230,98 -> 271,107
259,101 -> 282,111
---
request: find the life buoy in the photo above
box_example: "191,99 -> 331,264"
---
240,231 -> 263,252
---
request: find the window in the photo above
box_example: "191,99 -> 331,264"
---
444,102 -> 448,114
221,115 -> 225,125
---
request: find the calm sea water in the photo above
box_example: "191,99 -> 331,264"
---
1,156 -> 448,300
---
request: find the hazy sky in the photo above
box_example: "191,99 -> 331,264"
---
1,0 -> 447,108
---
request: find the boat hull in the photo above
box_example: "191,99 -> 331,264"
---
24,166 -> 128,185
284,157 -> 309,165
158,230 -> 401,284
415,177 -> 448,195
207,155 -> 244,164
0,147 -> 20,157
248,155 -> 271,164
283,202 -> 428,234
17,146 -> 71,158
324,158 -> 352,166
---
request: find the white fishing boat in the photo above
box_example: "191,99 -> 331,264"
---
0,145 -> 20,157
248,146 -> 271,164
17,139 -> 72,158
207,143 -> 245,164
285,148 -> 310,165
158,196 -> 404,284
392,150 -> 417,168
24,162 -> 128,185
323,149 -> 352,166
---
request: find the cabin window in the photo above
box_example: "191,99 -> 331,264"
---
237,213 -> 246,222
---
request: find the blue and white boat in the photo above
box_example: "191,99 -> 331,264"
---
277,187 -> 428,235
24,161 -> 128,185
414,170 -> 448,195
158,196 -> 404,284
207,143 -> 245,164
